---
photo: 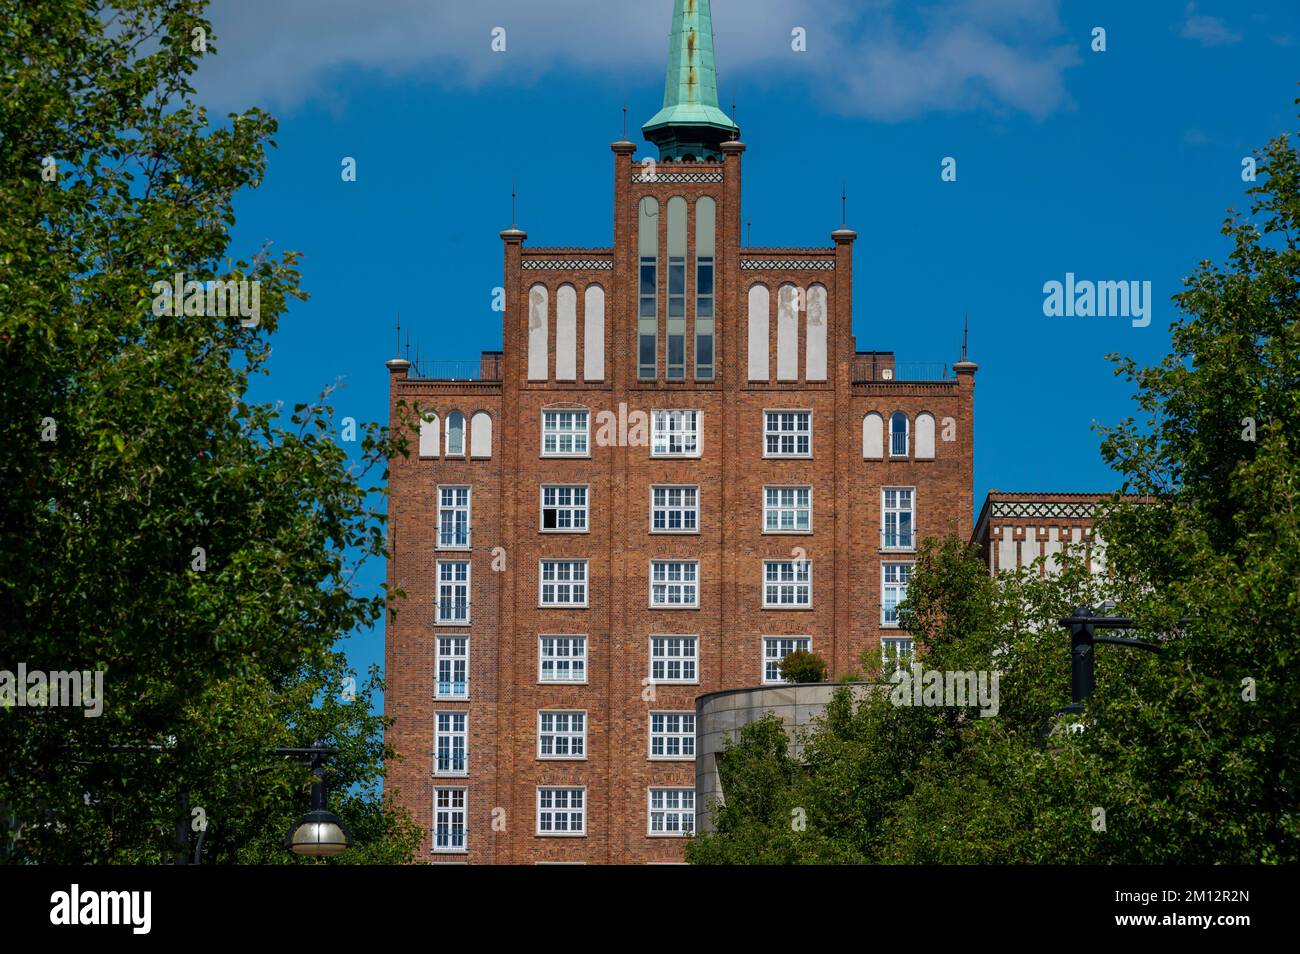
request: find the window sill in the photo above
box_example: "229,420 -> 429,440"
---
648,605 -> 701,611
538,604 -> 590,610
536,756 -> 589,762
762,529 -> 813,535
647,756 -> 697,763
540,528 -> 591,534
762,605 -> 814,611
535,832 -> 587,839
435,620 -> 472,627
650,529 -> 701,536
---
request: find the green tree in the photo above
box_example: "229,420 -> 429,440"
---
0,0 -> 419,862
690,98 -> 1300,863
778,648 -> 828,684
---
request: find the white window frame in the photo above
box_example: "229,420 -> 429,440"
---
435,636 -> 469,700
648,711 -> 696,761
539,560 -> 588,607
882,562 -> 914,627
537,710 -> 587,760
435,560 -> 471,624
437,485 -> 471,550
649,635 -> 699,684
540,484 -> 589,534
649,560 -> 699,609
647,788 -> 695,837
651,409 -> 702,458
541,409 -> 590,458
763,485 -> 812,534
882,636 -> 915,671
445,411 -> 467,458
433,787 -> 467,853
536,786 -> 586,836
434,711 -> 467,777
650,485 -> 700,534
763,636 -> 812,684
889,411 -> 910,458
538,635 -> 587,684
882,486 -> 916,552
763,409 -> 812,458
763,559 -> 812,609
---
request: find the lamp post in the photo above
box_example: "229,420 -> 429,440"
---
280,742 -> 351,858
1038,606 -> 1164,744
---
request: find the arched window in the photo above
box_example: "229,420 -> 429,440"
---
747,284 -> 770,381
776,284 -> 799,381
915,413 -> 936,459
446,411 -> 465,457
584,285 -> 605,381
419,413 -> 440,458
470,411 -> 493,459
890,412 -> 909,458
555,284 -> 577,381
638,197 -> 659,380
805,285 -> 827,382
528,284 -> 549,381
862,412 -> 883,460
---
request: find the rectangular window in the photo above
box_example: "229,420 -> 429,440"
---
539,560 -> 588,607
436,561 -> 470,624
648,788 -> 695,836
538,710 -> 586,759
764,410 -> 812,457
650,560 -> 699,608
651,485 -> 699,533
434,788 -> 467,852
539,635 -> 587,683
639,256 -> 657,380
650,636 -> 698,683
435,636 -> 468,699
651,410 -> 700,457
649,712 -> 696,760
764,486 -> 811,533
763,636 -> 811,683
437,486 -> 471,549
882,563 -> 913,627
541,485 -> 588,532
667,255 -> 686,380
435,712 -> 467,776
763,560 -> 812,608
883,488 -> 915,550
541,410 -> 589,457
537,787 -> 585,835
882,637 -> 915,672
695,255 -> 714,380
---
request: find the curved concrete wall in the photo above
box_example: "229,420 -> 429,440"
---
694,682 -> 875,832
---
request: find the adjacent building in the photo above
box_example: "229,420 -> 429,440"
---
384,0 -> 975,863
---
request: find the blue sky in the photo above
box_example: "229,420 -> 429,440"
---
194,0 -> 1299,687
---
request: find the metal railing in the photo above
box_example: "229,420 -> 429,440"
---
852,360 -> 951,383
414,355 -> 502,381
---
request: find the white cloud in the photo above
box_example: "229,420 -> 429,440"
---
1180,3 -> 1242,46
195,0 -> 1079,122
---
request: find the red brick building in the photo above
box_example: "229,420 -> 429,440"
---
384,0 -> 976,864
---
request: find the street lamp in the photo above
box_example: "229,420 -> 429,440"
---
281,742 -> 351,858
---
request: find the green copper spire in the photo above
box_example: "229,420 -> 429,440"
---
642,0 -> 739,161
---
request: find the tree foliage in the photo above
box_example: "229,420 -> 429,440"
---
689,99 -> 1300,865
0,0 -> 419,862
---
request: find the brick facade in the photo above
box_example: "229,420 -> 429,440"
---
384,133 -> 976,863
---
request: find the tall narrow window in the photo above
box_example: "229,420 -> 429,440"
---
436,561 -> 470,623
435,636 -> 468,699
890,411 -> 909,458
666,197 -> 687,380
882,563 -> 913,626
695,197 -> 716,380
435,712 -> 467,776
638,197 -> 659,380
437,486 -> 470,549
883,487 -> 915,550
445,411 -> 465,457
433,788 -> 467,852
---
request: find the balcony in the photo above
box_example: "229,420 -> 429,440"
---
852,353 -> 951,383
413,353 -> 502,381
